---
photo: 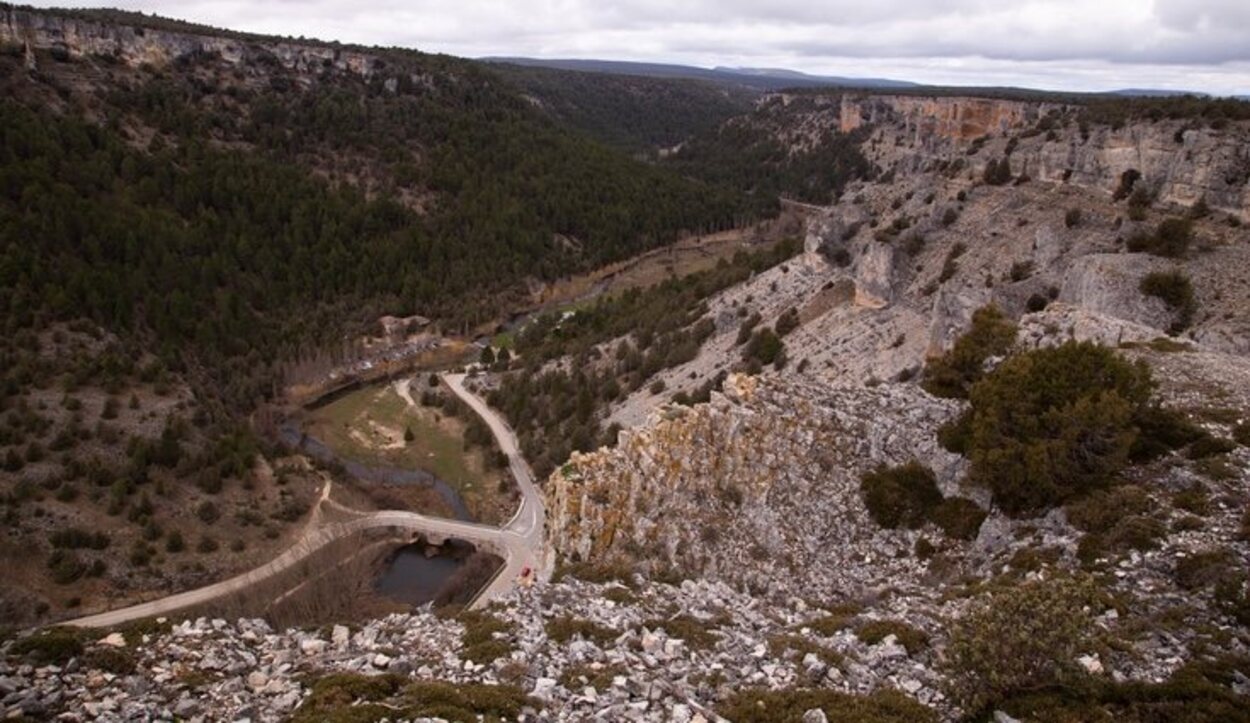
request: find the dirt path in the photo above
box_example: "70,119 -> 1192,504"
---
66,376 -> 547,628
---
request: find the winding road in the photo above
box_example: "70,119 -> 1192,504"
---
66,373 -> 546,628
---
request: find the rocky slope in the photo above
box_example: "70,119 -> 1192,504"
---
601,102 -> 1249,429
549,374 -> 965,599
1,6 -> 393,81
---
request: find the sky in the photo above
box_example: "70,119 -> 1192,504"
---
28,0 -> 1250,95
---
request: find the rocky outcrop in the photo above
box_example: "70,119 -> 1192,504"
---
1058,254 -> 1180,331
549,373 -> 967,599
0,6 -> 404,82
839,94 -> 1058,141
828,94 -> 1250,216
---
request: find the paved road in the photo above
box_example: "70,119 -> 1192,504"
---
66,374 -> 546,628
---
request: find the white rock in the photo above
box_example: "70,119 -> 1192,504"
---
98,633 -> 127,648
532,677 -> 557,700
663,639 -> 684,659
299,639 -> 326,656
803,709 -> 829,723
246,671 -> 268,691
372,653 -> 392,669
1077,654 -> 1104,675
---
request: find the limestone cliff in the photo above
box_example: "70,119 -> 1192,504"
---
0,6 -> 421,86
838,94 -> 1059,141
548,373 -> 966,599
841,94 -> 1250,215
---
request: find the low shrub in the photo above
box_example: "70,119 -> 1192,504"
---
82,646 -> 137,675
992,656 -> 1250,722
10,627 -> 86,665
767,634 -> 843,667
1186,434 -> 1236,460
290,673 -> 406,723
856,620 -> 929,654
1009,260 -> 1035,282
944,577 -> 1101,713
1065,485 -> 1153,533
1127,217 -> 1192,257
929,497 -> 988,540
1139,270 -> 1196,333
1175,549 -> 1234,591
458,610 -> 516,664
742,328 -> 785,367
403,681 -> 535,720
921,305 -> 1017,399
1130,404 -> 1205,462
860,461 -> 942,529
718,687 -> 937,723
642,614 -> 720,650
805,613 -> 857,636
545,616 -> 617,645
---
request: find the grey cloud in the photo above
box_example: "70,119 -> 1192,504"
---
25,0 -> 1250,94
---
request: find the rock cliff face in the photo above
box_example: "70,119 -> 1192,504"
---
0,7 -> 398,82
838,94 -> 1058,141
548,373 -> 966,599
848,94 -> 1250,215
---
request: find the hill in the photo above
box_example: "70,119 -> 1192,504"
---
484,56 -> 917,92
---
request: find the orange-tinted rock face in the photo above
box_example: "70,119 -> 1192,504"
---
839,95 -> 1052,140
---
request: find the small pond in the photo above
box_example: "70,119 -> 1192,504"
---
373,540 -> 473,606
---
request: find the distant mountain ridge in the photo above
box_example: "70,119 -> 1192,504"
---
482,57 -> 917,91
484,57 -> 1247,100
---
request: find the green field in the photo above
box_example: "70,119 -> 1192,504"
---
304,384 -> 497,502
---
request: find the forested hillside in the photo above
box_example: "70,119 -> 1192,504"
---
663,94 -> 876,211
490,63 -> 755,152
0,14 -> 753,412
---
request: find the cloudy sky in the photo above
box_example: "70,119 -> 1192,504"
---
30,0 -> 1250,95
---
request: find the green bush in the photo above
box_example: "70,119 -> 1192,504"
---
290,673 -> 407,723
945,577 -> 1101,713
642,614 -> 720,650
1139,270 -> 1196,333
403,681 -> 536,721
983,157 -> 1014,186
860,461 -> 943,529
544,616 -> 617,645
1186,435 -> 1236,460
855,620 -> 929,653
774,308 -> 800,336
921,305 -> 1017,399
1065,485 -> 1153,533
743,327 -> 784,367
993,656 -> 1250,722
962,342 -> 1155,516
1127,217 -> 1192,257
1175,549 -> 1234,591
718,687 -> 937,723
1129,404 -> 1205,462
10,627 -> 86,664
82,646 -> 137,675
930,497 -> 987,540
458,610 -> 516,664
